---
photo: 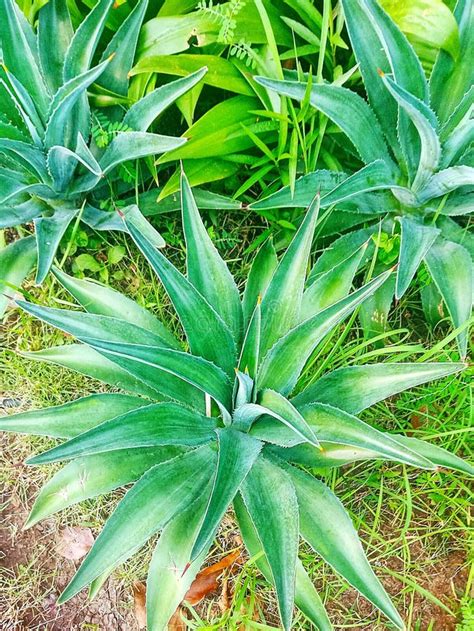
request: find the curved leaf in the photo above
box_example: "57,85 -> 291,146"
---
26,447 -> 183,528
424,238 -> 473,358
191,428 -> 262,559
97,0 -> 148,96
240,457 -> 299,631
123,212 -> 237,375
234,494 -> 333,631
53,267 -> 180,349
181,171 -> 242,340
20,344 -> 161,399
80,338 -> 232,417
0,236 -> 36,318
0,392 -> 147,438
58,445 -> 216,603
252,403 -> 435,469
260,196 -> 319,356
396,216 -> 440,299
38,0 -> 73,94
292,362 -> 465,413
123,68 -> 208,132
258,270 -> 393,395
242,238 -> 278,324
28,403 -> 216,464
285,464 -> 404,630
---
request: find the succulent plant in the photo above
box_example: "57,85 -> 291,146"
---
0,0 -> 205,313
1,172 -> 471,630
250,0 -> 473,356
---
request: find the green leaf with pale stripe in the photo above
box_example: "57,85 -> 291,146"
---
391,435 -> 474,477
292,362 -> 465,413
258,270 -> 393,395
17,300 -> 175,350
97,0 -> 148,97
239,299 -> 261,378
100,132 -> 187,174
234,494 -> 333,631
34,207 -> 78,284
425,238 -> 473,358
44,58 -> 111,150
0,393 -> 147,438
418,165 -> 474,203
255,77 -> 394,168
123,68 -> 208,132
259,389 -> 319,447
63,0 -> 114,80
81,338 -> 232,417
0,0 -> 49,119
0,236 -> 36,318
430,0 -> 473,124
259,196 -> 319,357
58,445 -> 216,603
147,487 -> 211,631
240,457 -> 299,631
242,238 -> 278,324
301,241 -> 367,320
285,464 -> 404,630
396,216 -> 440,299
181,171 -> 242,341
123,212 -> 237,375
341,0 -> 426,170
20,344 -> 161,400
26,447 -> 183,528
381,74 -> 440,192
38,0 -> 73,94
191,428 -> 262,559
27,403 -> 216,464
252,403 -> 434,469
53,267 -> 179,349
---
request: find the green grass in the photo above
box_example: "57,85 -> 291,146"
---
1,223 -> 472,630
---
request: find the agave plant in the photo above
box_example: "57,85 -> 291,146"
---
250,0 -> 473,355
2,172 -> 471,630
0,0 -> 206,313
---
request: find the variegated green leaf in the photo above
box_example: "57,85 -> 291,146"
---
396,216 -> 440,298
240,457 -> 299,631
58,445 -> 216,603
285,464 -> 404,629
0,392 -> 147,438
424,238 -> 473,358
292,362 -> 465,413
181,170 -> 242,341
26,447 -> 182,528
27,403 -> 216,464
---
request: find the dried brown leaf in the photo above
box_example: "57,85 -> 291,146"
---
169,608 -> 187,630
133,581 -> 147,629
56,526 -> 94,560
184,549 -> 241,606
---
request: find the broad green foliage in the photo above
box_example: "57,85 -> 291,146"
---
251,0 -> 473,356
2,174 -> 471,631
0,0 -> 206,310
128,0 -> 352,196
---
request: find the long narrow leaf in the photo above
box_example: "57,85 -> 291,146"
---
58,445 -> 216,603
292,362 -> 465,413
123,212 -> 237,375
285,464 -> 404,629
0,393 -> 147,438
181,171 -> 242,340
240,457 -> 299,631
258,270 -> 393,394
